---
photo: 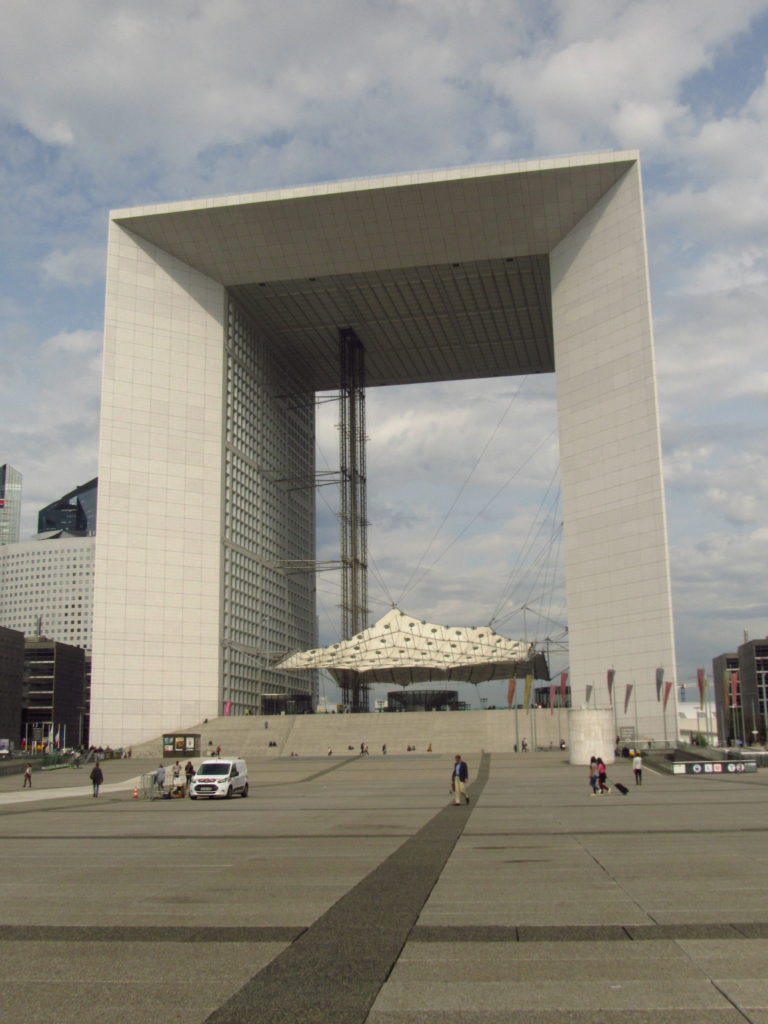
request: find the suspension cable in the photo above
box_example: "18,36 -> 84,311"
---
395,377 -> 529,605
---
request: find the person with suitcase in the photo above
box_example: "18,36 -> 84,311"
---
597,757 -> 610,794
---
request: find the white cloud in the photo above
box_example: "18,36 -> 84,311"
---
1,0 -> 768,703
39,247 -> 104,288
40,328 -> 102,357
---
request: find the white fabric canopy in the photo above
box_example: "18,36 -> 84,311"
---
277,608 -> 542,686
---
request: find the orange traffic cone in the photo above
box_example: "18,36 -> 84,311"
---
132,786 -> 139,799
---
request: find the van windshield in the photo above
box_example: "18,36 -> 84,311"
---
197,763 -> 230,776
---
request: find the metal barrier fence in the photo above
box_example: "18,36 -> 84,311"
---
140,772 -> 159,799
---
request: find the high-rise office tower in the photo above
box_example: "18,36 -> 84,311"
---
37,478 -> 98,536
0,465 -> 22,546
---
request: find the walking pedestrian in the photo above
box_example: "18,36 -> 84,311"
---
22,763 -> 32,789
451,754 -> 470,805
588,757 -> 599,795
589,757 -> 602,794
382,744 -> 387,756
185,760 -> 195,793
633,752 -> 643,785
597,757 -> 610,794
90,762 -> 104,797
155,763 -> 166,796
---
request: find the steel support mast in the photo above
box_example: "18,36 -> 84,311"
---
338,328 -> 370,711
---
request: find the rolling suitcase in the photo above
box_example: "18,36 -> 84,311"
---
614,782 -> 629,795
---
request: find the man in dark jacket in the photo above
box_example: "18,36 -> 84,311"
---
90,762 -> 103,798
451,755 -> 470,805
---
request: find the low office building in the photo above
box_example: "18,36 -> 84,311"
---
0,624 -> 24,743
712,646 -> 768,745
735,639 -> 768,744
23,637 -> 87,750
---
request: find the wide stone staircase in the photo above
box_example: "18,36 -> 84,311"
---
130,707 -> 568,760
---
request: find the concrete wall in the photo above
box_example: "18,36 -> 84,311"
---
91,226 -> 227,746
551,163 -> 678,742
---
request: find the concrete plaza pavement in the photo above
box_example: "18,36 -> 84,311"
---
0,751 -> 767,1023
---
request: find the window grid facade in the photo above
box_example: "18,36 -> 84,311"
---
222,300 -> 316,712
0,538 -> 95,649
0,465 -> 22,547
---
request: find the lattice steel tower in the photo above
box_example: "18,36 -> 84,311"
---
338,328 -> 370,711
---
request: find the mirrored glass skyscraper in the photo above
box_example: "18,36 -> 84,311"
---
37,478 -> 97,536
0,465 -> 22,546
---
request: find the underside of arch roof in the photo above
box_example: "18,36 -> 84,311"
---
276,608 -> 549,686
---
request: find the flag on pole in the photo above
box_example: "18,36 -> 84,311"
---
696,668 -> 706,708
624,684 -> 633,714
585,684 -> 593,706
663,680 -> 673,710
549,684 -> 555,714
656,668 -> 664,701
507,678 -> 517,708
560,671 -> 568,706
524,674 -> 533,709
731,671 -> 739,708
607,669 -> 615,704
223,701 -> 232,716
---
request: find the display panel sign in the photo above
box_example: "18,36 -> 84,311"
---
672,760 -> 757,775
163,733 -> 200,756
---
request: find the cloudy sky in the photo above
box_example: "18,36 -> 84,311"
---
1,0 -> 767,707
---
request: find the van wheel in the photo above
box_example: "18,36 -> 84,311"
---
241,783 -> 248,798
226,786 -> 233,799
189,794 -> 197,800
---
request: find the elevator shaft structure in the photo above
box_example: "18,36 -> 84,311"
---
338,328 -> 370,711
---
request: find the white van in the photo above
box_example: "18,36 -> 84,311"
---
189,758 -> 248,799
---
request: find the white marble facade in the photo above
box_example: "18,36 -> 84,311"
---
91,152 -> 677,747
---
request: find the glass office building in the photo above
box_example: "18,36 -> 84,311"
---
37,478 -> 98,536
0,465 -> 22,546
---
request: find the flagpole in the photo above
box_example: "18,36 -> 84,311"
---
633,682 -> 639,744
